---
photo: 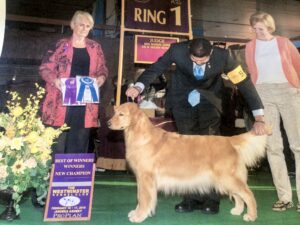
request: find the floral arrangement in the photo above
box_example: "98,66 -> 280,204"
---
0,84 -> 67,215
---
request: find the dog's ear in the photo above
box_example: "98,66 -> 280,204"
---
129,103 -> 143,115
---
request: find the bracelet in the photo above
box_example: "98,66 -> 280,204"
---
255,120 -> 265,124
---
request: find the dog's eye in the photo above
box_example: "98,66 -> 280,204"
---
119,113 -> 124,116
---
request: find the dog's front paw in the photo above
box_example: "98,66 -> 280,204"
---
243,213 -> 257,222
230,207 -> 243,215
128,209 -> 148,223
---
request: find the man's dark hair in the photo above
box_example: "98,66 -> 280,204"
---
189,38 -> 212,57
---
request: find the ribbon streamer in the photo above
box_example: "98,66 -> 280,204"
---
77,77 -> 98,103
63,78 -> 77,105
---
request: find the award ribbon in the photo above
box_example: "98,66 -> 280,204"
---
64,78 -> 77,105
77,77 -> 98,102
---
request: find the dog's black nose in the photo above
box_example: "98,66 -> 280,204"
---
107,120 -> 111,127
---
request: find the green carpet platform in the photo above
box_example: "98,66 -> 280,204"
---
0,170 -> 299,225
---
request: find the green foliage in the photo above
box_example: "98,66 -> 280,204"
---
0,84 -> 68,215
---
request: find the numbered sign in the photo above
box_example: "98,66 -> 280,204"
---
125,0 -> 189,34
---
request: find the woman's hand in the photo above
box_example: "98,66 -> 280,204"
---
252,121 -> 269,135
96,76 -> 106,87
54,79 -> 62,91
251,115 -> 271,135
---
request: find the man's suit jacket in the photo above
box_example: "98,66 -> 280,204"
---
137,40 -> 263,112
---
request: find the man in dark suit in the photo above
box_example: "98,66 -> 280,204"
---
126,38 -> 267,214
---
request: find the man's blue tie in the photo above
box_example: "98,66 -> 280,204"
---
188,64 -> 204,107
193,64 -> 204,80
188,89 -> 200,107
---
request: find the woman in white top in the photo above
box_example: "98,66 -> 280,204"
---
245,11 -> 300,212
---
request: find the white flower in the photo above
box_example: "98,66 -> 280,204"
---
24,157 -> 37,169
0,113 -> 9,127
0,136 -> 10,151
12,160 -> 25,174
44,172 -> 50,181
0,165 -> 8,179
13,185 -> 20,192
10,137 -> 24,150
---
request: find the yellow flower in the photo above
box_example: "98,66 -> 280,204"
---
26,131 -> 39,144
38,136 -> 53,149
40,154 -> 51,165
12,160 -> 25,174
42,148 -> 51,155
32,138 -> 48,152
17,120 -> 26,129
12,106 -> 23,117
19,129 -> 27,135
10,137 -> 24,150
5,126 -> 15,139
36,119 -> 45,131
43,127 -> 57,138
29,144 -> 39,154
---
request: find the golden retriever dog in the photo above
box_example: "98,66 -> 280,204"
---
107,102 -> 267,223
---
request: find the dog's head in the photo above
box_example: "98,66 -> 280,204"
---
107,103 -> 140,130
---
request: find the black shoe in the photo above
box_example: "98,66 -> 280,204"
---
200,202 -> 219,214
175,200 -> 203,213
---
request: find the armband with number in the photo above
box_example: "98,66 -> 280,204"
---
226,65 -> 247,84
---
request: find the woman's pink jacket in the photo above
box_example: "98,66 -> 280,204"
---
39,38 -> 108,128
245,36 -> 300,88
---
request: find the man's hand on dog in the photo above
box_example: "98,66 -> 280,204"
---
126,86 -> 141,101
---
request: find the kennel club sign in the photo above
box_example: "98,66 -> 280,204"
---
44,154 -> 95,221
125,0 -> 189,34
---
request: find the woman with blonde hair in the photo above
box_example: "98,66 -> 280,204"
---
245,11 -> 300,212
39,10 -> 108,154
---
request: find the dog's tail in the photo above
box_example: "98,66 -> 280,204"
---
229,132 -> 268,168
